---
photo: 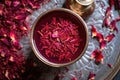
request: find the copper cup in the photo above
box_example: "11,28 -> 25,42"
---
30,8 -> 89,67
63,0 -> 95,19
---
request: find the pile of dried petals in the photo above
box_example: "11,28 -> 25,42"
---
89,0 -> 120,79
0,47 -> 25,80
91,0 -> 120,65
0,0 -> 50,80
38,17 -> 81,62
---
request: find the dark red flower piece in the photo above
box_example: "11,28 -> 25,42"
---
105,7 -> 111,16
96,33 -> 104,43
5,0 -> 12,7
114,0 -> 120,10
102,16 -> 111,27
110,20 -> 119,32
107,63 -> 113,68
105,34 -> 115,42
0,38 -> 10,47
10,31 -> 17,43
108,0 -> 114,8
90,49 -> 104,64
13,1 -> 20,7
15,13 -> 27,20
90,49 -> 97,60
100,40 -> 107,51
88,72 -> 96,80
0,4 -> 4,15
91,25 -> 97,38
71,77 -> 78,80
27,0 -> 40,9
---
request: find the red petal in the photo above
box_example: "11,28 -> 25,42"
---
107,63 -> 113,68
88,72 -> 96,80
52,31 -> 58,38
27,0 -> 40,9
91,25 -> 97,38
105,34 -> 115,42
0,4 -> 4,15
96,33 -> 104,43
100,40 -> 107,51
5,0 -> 12,6
10,32 -> 16,43
90,49 -> 98,60
105,7 -> 111,16
95,50 -> 104,64
37,31 -> 43,36
102,16 -> 110,27
91,49 -> 104,64
13,1 -> 20,7
108,0 -> 114,7
110,20 -> 118,32
15,14 -> 27,20
0,38 -> 10,47
71,77 -> 77,80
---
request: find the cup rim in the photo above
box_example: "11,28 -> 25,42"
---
76,0 -> 94,6
30,8 -> 89,67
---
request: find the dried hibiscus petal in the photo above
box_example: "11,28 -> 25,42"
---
5,0 -> 12,7
108,0 -> 114,8
107,63 -> 113,68
102,7 -> 111,27
91,25 -> 97,38
110,20 -> 118,32
100,40 -> 107,51
88,72 -> 96,80
15,13 -> 27,20
90,49 -> 104,64
13,1 -> 20,7
90,49 -> 98,60
105,34 -> 115,42
91,25 -> 104,43
71,77 -> 78,80
96,33 -> 104,43
0,4 -> 4,15
102,16 -> 111,27
105,7 -> 111,16
0,38 -> 10,47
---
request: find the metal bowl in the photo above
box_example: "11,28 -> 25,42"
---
30,8 -> 89,67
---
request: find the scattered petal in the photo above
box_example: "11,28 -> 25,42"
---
102,16 -> 111,27
96,33 -> 104,43
108,0 -> 114,8
71,77 -> 78,80
90,49 -> 104,64
100,40 -> 107,51
105,34 -> 115,42
91,25 -> 97,38
110,20 -> 119,32
90,49 -> 98,60
107,63 -> 113,68
88,72 -> 96,80
105,7 -> 111,16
